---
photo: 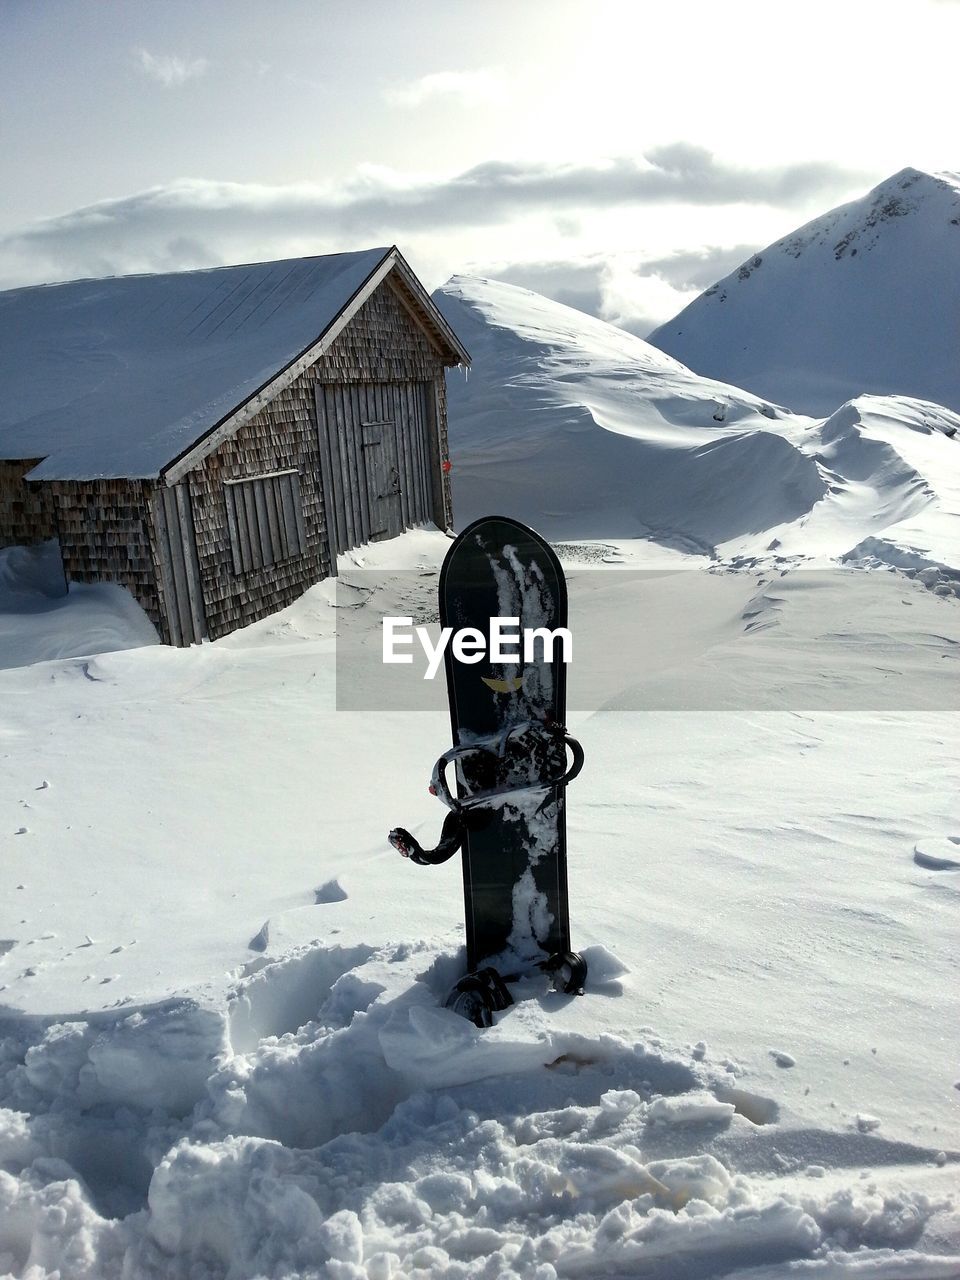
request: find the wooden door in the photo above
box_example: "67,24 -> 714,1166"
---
316,381 -> 433,556
151,483 -> 207,646
360,409 -> 402,541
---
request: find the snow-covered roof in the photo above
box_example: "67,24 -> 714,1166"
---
0,248 -> 467,481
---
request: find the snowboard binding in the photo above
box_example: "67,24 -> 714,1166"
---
540,950 -> 588,996
430,719 -> 584,813
443,967 -> 515,1028
388,720 -> 584,866
442,951 -> 587,1028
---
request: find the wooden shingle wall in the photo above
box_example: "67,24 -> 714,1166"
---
48,479 -> 162,629
181,274 -> 453,640
0,461 -> 57,547
1,464 -> 161,630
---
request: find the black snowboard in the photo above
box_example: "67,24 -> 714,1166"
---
438,516 -> 573,971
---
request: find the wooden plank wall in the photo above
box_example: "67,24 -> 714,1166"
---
178,374 -> 330,642
432,373 -> 453,530
395,382 -> 432,528
151,484 -> 206,645
181,275 -> 452,640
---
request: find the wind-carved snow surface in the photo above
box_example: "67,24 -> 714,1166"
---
1,525 -> 958,1276
648,168 -> 960,416
436,275 -> 823,552
436,274 -> 960,578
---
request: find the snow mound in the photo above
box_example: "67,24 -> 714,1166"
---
436,275 -> 821,552
436,277 -> 960,573
812,397 -> 960,573
0,541 -> 159,669
648,167 -> 960,415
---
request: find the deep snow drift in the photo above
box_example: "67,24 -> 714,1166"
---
647,167 -> 960,416
436,275 -> 818,552
436,275 -> 960,577
0,541 -> 159,670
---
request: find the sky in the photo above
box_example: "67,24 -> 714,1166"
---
1,0 -> 958,332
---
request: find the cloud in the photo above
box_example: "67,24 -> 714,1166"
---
597,260 -> 699,336
476,240 -> 781,335
384,69 -> 504,108
0,147 -> 872,290
485,261 -> 606,318
479,256 -> 703,335
348,145 -> 864,227
640,244 -> 764,291
135,49 -> 208,87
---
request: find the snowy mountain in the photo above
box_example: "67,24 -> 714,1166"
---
647,167 -> 960,415
436,274 -> 960,572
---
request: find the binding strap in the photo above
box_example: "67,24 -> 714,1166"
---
389,722 -> 583,865
388,811 -> 465,866
430,722 -> 584,813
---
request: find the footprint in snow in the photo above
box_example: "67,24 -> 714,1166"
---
315,879 -> 348,904
248,921 -> 270,952
913,837 -> 960,871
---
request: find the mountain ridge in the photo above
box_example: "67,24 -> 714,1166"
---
646,167 -> 960,416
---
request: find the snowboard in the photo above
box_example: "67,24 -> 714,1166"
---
390,516 -> 585,1019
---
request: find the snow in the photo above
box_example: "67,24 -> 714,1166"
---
0,248 -> 390,479
1,269 -> 959,1275
435,274 -> 815,552
1,523 -> 958,1276
435,275 -> 960,577
647,168 -> 960,417
0,541 -> 159,669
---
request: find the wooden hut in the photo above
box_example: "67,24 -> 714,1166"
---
0,247 -> 469,644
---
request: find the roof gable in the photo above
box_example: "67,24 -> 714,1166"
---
0,248 -> 467,482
